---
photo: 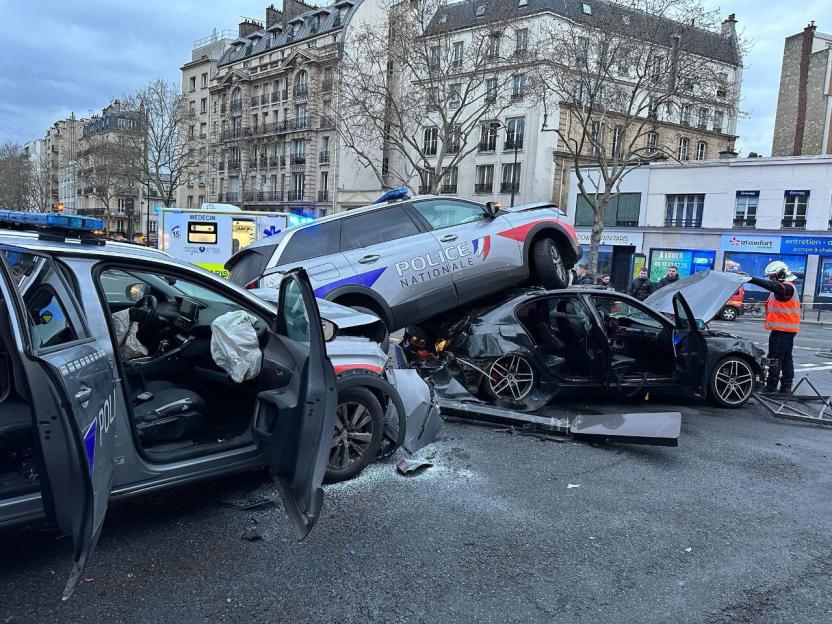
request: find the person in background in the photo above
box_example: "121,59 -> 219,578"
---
572,264 -> 595,285
628,267 -> 653,301
748,261 -> 800,394
657,265 -> 680,289
595,274 -> 613,290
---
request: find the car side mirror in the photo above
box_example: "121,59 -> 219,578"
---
695,319 -> 706,330
322,318 -> 338,342
484,201 -> 501,218
126,282 -> 149,302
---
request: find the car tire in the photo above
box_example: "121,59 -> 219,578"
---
531,238 -> 570,289
719,305 -> 738,321
324,387 -> 384,483
708,356 -> 755,408
352,305 -> 391,352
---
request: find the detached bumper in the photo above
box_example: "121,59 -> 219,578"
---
384,368 -> 443,454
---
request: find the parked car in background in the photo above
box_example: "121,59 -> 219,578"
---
226,193 -> 582,333
717,285 -> 745,321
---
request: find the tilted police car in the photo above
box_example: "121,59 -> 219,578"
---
0,211 -> 342,598
226,191 -> 582,333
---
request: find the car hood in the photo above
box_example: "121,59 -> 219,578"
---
644,270 -> 751,322
250,287 -> 380,330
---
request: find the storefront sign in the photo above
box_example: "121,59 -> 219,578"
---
648,248 -> 715,281
720,234 -> 781,253
785,189 -> 810,197
736,190 -> 759,198
819,258 -> 832,296
780,236 -> 832,255
575,229 -> 643,248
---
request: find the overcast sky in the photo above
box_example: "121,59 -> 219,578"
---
1,0 -> 831,155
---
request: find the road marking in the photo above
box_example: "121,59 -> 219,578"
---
795,363 -> 832,372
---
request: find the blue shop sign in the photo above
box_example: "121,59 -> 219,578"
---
780,236 -> 832,255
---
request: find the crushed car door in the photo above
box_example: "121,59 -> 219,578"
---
672,292 -> 708,391
251,268 -> 336,540
0,247 -> 117,600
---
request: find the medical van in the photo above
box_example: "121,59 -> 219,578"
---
158,207 -> 313,278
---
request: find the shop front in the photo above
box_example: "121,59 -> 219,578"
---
720,234 -> 807,302
778,236 -> 832,304
575,230 -> 643,290
647,248 -> 716,282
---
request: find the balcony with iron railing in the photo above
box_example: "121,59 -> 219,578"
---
227,160 -> 241,171
479,141 -> 496,152
248,159 -> 258,169
271,91 -> 280,103
250,98 -> 259,108
290,155 -> 306,168
261,94 -> 269,105
733,217 -> 757,228
220,128 -> 242,141
318,190 -> 329,202
259,155 -> 268,168
664,218 -> 703,228
293,85 -> 308,100
230,101 -> 243,113
218,192 -> 240,203
474,183 -> 492,193
269,156 -> 281,168
440,184 -> 458,194
272,117 -> 310,133
318,151 -> 330,164
782,217 -> 806,229
244,190 -> 283,202
500,181 -> 520,193
418,186 -> 431,194
288,190 -> 304,201
504,138 -> 524,151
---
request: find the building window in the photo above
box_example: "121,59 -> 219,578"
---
186,195 -> 194,208
665,194 -> 704,227
576,36 -> 589,62
582,2 -> 592,14
611,126 -> 623,159
201,73 -> 208,88
294,70 -> 308,96
423,127 -> 438,155
429,45 -> 440,69
485,77 -> 497,102
480,121 -> 497,151
189,76 -> 196,91
591,120 -> 603,156
501,163 -> 521,193
575,193 -> 641,227
515,28 -> 528,54
452,41 -> 464,68
734,191 -> 758,228
449,83 -> 462,109
446,125 -> 461,154
475,164 -> 494,193
189,100 -> 196,114
697,107 -> 709,130
487,34 -> 500,59
441,167 -> 458,193
712,110 -> 724,133
201,98 -> 207,113
680,104 -> 691,126
677,137 -> 689,161
200,122 -> 207,137
505,117 -> 525,150
512,73 -> 526,99
646,131 -> 658,154
783,191 -> 809,228
695,140 -> 707,160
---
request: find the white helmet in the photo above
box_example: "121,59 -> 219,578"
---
764,260 -> 797,282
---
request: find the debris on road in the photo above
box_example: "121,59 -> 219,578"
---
241,527 -> 263,542
219,484 -> 277,510
396,458 -> 433,475
567,483 -> 581,489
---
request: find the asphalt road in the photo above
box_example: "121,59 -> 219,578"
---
3,321 -> 832,623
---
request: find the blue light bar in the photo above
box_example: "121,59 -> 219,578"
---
287,214 -> 315,228
0,210 -> 104,233
372,187 -> 410,204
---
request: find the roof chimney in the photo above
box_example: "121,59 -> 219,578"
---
238,18 -> 261,38
266,5 -> 283,29
721,13 -> 737,38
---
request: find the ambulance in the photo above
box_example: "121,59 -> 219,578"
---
158,205 -> 313,278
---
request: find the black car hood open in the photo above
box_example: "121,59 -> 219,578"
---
645,270 -> 751,322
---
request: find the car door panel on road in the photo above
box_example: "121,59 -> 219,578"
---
0,246 -> 116,600
408,199 -> 522,304
337,205 -> 454,326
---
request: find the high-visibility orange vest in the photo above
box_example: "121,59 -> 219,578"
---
764,286 -> 800,333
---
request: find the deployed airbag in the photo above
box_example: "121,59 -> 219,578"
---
112,309 -> 148,360
210,310 -> 263,383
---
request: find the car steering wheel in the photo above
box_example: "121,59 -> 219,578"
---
130,294 -> 158,331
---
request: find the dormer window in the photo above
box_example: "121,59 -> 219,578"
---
519,0 -> 528,6
582,2 -> 592,14
476,5 -> 485,17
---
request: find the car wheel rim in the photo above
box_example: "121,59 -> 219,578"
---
724,308 -> 736,320
550,247 -> 566,283
488,355 -> 535,400
714,359 -> 754,405
328,400 -> 374,471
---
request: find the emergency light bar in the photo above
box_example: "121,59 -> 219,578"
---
373,187 -> 410,204
0,210 -> 106,244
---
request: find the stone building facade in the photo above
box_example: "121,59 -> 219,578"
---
43,115 -> 86,211
772,23 -> 832,156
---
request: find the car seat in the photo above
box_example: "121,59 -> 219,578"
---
132,382 -> 205,444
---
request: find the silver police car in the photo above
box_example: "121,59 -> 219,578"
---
226,194 -> 582,332
0,212 -> 338,598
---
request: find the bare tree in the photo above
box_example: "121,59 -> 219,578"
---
337,0 -> 518,193
122,79 -> 206,207
534,0 -> 745,273
78,132 -> 139,234
0,143 -> 31,210
26,149 -> 52,213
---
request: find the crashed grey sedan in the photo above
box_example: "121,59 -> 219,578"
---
404,271 -> 765,411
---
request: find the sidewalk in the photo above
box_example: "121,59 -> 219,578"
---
736,306 -> 832,326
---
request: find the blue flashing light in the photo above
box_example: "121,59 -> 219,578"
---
0,210 -> 105,233
372,187 -> 410,204
287,214 -> 316,228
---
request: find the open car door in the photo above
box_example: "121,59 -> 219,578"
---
0,247 -> 117,600
671,292 -> 708,391
251,268 -> 336,540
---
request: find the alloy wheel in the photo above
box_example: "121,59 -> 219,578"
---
713,359 -> 754,405
721,306 -> 737,321
488,355 -> 535,400
329,400 -> 374,471
550,247 -> 567,284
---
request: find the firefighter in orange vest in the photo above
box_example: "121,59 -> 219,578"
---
749,261 -> 800,394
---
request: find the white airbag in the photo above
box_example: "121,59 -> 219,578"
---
210,310 -> 263,383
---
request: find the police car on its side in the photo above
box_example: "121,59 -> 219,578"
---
226,189 -> 582,333
0,211 -> 434,599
